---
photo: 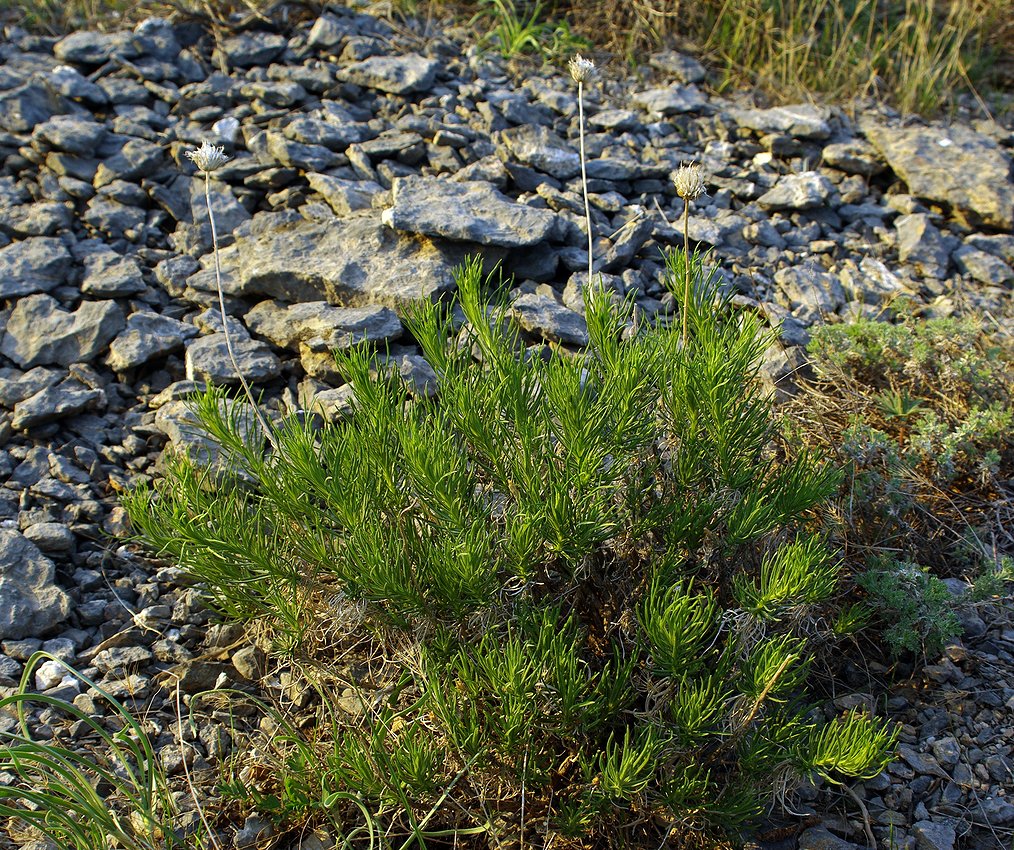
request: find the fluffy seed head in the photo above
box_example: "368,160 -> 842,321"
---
568,54 -> 596,84
185,140 -> 229,173
672,163 -> 707,201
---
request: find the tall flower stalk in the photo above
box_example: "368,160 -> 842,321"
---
569,54 -> 597,283
672,163 -> 707,348
186,141 -> 279,453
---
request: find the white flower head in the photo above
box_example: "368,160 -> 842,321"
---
672,162 -> 707,201
568,53 -> 597,85
185,140 -> 229,173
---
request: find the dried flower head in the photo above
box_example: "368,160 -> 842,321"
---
568,54 -> 597,85
672,163 -> 707,201
185,140 -> 229,173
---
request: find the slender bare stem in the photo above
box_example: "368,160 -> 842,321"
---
682,198 -> 691,348
577,80 -> 594,284
204,174 -> 280,453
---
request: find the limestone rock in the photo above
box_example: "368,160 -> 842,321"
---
107,311 -> 199,371
497,125 -> 580,180
758,171 -> 836,210
245,300 -> 402,350
1,294 -> 124,368
862,120 -> 1014,229
11,379 -> 105,430
0,236 -> 73,298
216,211 -> 486,309
338,55 -> 439,94
0,530 -> 72,641
896,213 -> 955,280
184,334 -> 282,385
385,176 -> 560,248
511,291 -> 588,346
730,104 -> 832,139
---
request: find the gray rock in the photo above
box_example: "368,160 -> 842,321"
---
600,217 -> 655,272
822,139 -> 885,177
953,245 -> 1014,285
384,176 -> 559,248
217,32 -> 287,68
758,171 -> 835,210
94,138 -> 164,189
265,133 -> 339,172
911,821 -> 955,850
511,291 -> 588,346
49,65 -> 108,105
82,197 -> 147,240
338,54 -> 439,94
1,295 -> 124,368
370,352 -> 437,398
648,50 -> 707,83
154,398 -> 265,474
217,211 -> 483,309
284,115 -> 372,150
185,334 -> 281,386
305,384 -> 356,420
22,522 -> 75,555
631,85 -> 708,116
497,125 -> 580,180
0,200 -> 74,238
0,366 -> 62,407
0,236 -> 72,298
0,530 -> 72,641
11,380 -> 105,431
54,30 -> 139,64
231,645 -> 265,680
0,82 -> 78,133
862,120 -> 1014,230
92,645 -> 154,675
839,257 -> 915,305
79,246 -> 147,296
106,311 -> 199,371
797,826 -> 866,850
730,104 -> 832,139
307,13 -> 351,49
896,214 -> 955,279
973,796 -> 1014,825
774,263 -> 846,321
928,737 -> 961,767
245,300 -> 402,350
306,173 -> 382,216
32,114 -> 108,154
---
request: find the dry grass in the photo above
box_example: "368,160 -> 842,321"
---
2,0 -> 1009,114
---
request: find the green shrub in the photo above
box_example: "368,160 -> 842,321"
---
122,253 -> 897,845
855,556 -> 962,658
784,315 -> 1014,572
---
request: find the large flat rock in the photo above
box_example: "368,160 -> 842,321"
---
215,211 -> 498,310
862,120 -> 1014,230
384,176 -> 561,248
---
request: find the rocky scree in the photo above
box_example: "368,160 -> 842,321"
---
0,7 -> 1013,849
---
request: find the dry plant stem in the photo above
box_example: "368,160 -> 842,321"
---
577,80 -> 594,283
203,174 -> 280,454
842,782 -> 876,849
682,198 -> 691,348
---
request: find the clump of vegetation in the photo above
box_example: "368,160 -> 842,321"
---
111,255 -> 898,847
0,654 -> 199,850
855,556 -> 962,658
784,314 -> 1013,572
